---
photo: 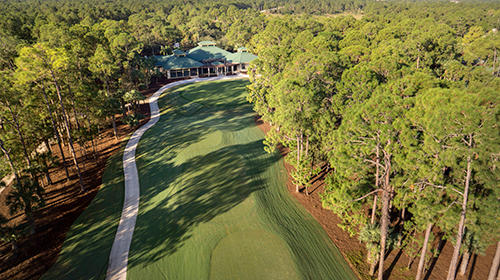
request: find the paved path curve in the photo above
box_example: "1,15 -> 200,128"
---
105,75 -> 247,280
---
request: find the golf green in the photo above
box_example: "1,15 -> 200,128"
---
127,79 -> 356,280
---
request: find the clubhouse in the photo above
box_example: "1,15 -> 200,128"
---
153,41 -> 258,79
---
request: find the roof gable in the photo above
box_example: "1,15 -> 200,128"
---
226,51 -> 258,64
153,55 -> 203,70
187,45 -> 231,62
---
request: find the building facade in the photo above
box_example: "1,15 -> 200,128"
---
153,41 -> 257,79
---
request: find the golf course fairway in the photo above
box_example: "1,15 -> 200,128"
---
43,78 -> 357,280
128,79 -> 356,280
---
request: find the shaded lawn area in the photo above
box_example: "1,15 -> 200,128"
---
128,79 -> 356,280
41,149 -> 125,280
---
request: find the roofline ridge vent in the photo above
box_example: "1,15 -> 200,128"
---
198,41 -> 217,47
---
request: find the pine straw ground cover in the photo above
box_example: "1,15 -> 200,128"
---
41,79 -> 356,280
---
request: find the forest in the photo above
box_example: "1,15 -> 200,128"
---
0,0 -> 499,279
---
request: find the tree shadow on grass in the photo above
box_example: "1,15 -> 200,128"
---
129,139 -> 278,268
41,153 -> 125,280
142,83 -> 254,167
128,79 -> 273,269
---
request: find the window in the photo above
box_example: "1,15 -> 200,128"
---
184,69 -> 190,76
210,67 -> 215,73
172,70 -> 184,77
190,68 -> 198,76
242,64 -> 246,70
202,68 -> 208,74
233,65 -> 238,71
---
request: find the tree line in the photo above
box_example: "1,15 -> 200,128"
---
0,0 -> 269,255
247,3 -> 499,280
0,0 -> 368,258
0,0 -> 498,279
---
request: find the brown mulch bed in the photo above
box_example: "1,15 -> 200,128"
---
0,84 -> 162,280
254,115 -> 496,280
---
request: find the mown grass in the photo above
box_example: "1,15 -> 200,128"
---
41,147 -> 126,280
127,79 -> 357,280
42,79 -> 357,280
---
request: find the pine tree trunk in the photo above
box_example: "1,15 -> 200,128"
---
105,81 -> 119,140
5,100 -> 32,169
378,150 -> 391,280
300,132 -> 303,160
82,107 -> 98,161
371,137 -> 380,225
0,139 -> 20,184
416,223 -> 433,280
87,119 -> 98,161
459,249 -> 471,276
397,206 -> 406,247
10,240 -> 18,255
67,85 -> 81,130
44,164 -> 52,185
371,195 -> 378,225
408,254 -> 416,269
44,139 -> 53,171
121,98 -> 127,118
49,69 -> 85,192
368,193 -> 378,265
34,144 -> 52,186
44,139 -> 52,154
488,241 -> 500,280
111,114 -> 118,140
369,255 -> 378,276
447,154 -> 472,280
378,187 -> 389,280
305,134 -> 309,158
41,84 -> 70,180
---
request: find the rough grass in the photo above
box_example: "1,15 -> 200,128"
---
128,79 -> 357,280
41,148 -> 126,280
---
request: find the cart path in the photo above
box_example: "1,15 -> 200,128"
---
105,75 -> 247,280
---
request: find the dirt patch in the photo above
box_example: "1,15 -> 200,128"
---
254,115 -> 496,280
0,85 -> 157,280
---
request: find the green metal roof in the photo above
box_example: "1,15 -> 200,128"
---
153,55 -> 203,70
226,51 -> 258,64
153,42 -> 258,70
187,45 -> 231,62
172,49 -> 185,56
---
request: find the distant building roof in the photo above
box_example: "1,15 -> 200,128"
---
153,42 -> 258,70
153,55 -> 203,70
187,45 -> 231,62
172,49 -> 186,56
226,51 -> 258,64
